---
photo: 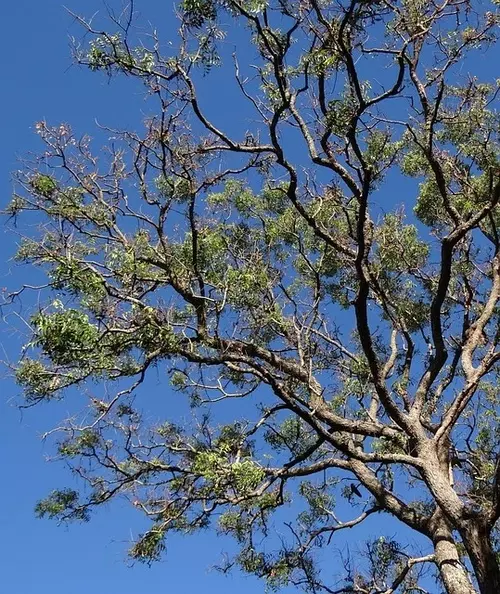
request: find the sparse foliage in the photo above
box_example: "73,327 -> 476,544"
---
6,1 -> 500,593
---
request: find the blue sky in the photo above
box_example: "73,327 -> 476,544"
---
0,1 -> 402,589
1,2 -> 499,593
0,2 -> 271,592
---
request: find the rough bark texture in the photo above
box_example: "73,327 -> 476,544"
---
461,522 -> 500,594
431,515 -> 476,594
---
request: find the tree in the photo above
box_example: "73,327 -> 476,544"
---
6,0 -> 500,592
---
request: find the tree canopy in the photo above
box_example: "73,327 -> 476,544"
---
6,1 -> 500,593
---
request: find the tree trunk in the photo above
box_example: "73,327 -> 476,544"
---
432,519 -> 477,594
460,521 -> 500,594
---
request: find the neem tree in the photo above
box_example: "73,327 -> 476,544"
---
6,1 -> 500,592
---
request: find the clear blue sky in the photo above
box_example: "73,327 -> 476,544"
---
1,2 -> 498,593
0,2 -> 273,592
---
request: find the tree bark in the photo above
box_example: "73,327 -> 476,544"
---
460,521 -> 500,594
432,519 -> 477,594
